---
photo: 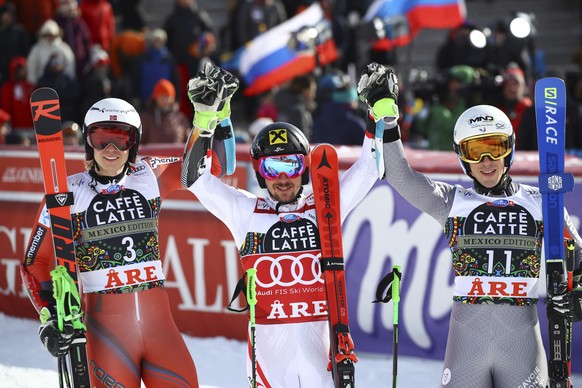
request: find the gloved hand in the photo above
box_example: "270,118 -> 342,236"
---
38,306 -> 75,357
357,62 -> 399,124
197,62 -> 239,122
188,63 -> 227,134
216,68 -> 240,122
547,282 -> 582,322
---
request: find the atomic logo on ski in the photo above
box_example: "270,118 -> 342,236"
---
317,149 -> 332,169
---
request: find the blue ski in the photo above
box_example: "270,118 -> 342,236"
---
534,77 -> 575,388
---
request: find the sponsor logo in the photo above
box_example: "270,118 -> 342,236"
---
264,218 -> 319,252
128,164 -> 146,174
465,203 -> 536,236
468,115 -> 493,125
149,157 -> 180,169
103,184 -> 124,195
85,188 -> 152,227
253,253 -> 324,288
547,174 -> 563,191
2,167 -> 44,183
268,129 -> 287,145
31,98 -> 59,122
37,136 -> 61,143
487,199 -> 514,207
281,214 -> 300,223
55,193 -> 68,206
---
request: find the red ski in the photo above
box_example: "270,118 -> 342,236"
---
311,144 -> 358,388
31,87 -> 90,387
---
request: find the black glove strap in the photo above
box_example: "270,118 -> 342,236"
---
366,116 -> 401,143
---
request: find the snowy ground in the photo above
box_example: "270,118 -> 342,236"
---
1,313 -> 581,387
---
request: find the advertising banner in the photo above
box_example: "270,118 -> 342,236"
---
1,145 -> 581,371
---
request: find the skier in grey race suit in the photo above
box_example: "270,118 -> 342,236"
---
356,62 -> 582,388
180,63 -> 381,387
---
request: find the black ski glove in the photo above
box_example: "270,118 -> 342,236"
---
38,306 -> 75,357
547,282 -> 582,322
356,62 -> 399,123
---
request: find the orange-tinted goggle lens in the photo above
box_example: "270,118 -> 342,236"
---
459,134 -> 511,163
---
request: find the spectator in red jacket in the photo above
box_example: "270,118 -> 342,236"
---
496,63 -> 532,141
0,56 -> 35,142
79,0 -> 116,53
140,78 -> 190,144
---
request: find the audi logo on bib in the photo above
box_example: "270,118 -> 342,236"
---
242,250 -> 328,324
254,252 -> 324,288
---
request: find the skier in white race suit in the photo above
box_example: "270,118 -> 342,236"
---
180,63 -> 382,387
355,62 -> 582,388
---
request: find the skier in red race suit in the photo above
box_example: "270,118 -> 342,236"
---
21,98 -> 200,387
356,62 -> 582,387
181,63 -> 381,387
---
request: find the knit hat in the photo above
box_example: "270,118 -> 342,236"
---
152,79 -> 175,99
39,19 -> 60,37
502,64 -> 525,87
90,45 -> 110,68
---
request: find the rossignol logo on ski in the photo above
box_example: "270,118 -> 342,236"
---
31,99 -> 60,121
55,193 -> 68,206
37,136 -> 61,143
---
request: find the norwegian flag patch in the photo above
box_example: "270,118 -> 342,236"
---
110,115 -> 117,120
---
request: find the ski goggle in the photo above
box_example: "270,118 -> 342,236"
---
458,134 -> 512,163
87,124 -> 137,151
255,154 -> 308,180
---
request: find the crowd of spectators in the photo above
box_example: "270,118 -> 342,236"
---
0,0 -> 215,146
0,0 -> 581,155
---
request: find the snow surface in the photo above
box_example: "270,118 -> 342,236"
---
1,313 -> 580,387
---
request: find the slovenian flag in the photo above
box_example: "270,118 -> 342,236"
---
363,0 -> 466,50
239,3 -> 338,96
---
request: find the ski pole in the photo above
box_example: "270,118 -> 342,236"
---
371,265 -> 403,388
391,266 -> 401,388
51,265 -> 89,388
246,268 -> 258,388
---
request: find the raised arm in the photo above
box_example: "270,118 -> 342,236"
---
356,62 -> 457,226
181,63 -> 239,188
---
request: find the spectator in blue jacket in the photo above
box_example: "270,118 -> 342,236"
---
312,70 -> 366,145
133,28 -> 180,108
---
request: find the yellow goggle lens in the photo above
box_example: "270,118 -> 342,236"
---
459,134 -> 511,163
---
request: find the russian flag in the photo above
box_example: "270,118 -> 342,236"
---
363,0 -> 466,50
239,3 -> 338,96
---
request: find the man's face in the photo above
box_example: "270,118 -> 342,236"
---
469,156 -> 506,188
265,174 -> 303,203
